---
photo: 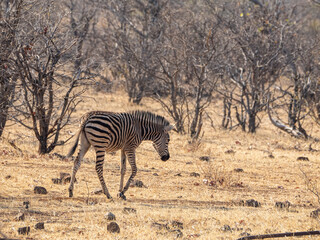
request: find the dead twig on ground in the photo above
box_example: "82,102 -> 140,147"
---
237,230 -> 320,240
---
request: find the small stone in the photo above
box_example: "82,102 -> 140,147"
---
18,226 -> 30,235
107,222 -> 120,233
35,222 -> 44,230
153,173 -> 159,176
34,186 -> 47,194
199,156 -> 210,161
234,168 -> 244,173
275,201 -> 291,209
15,213 -> 25,221
310,209 -> 320,218
190,172 -> 200,177
105,212 -> 116,221
5,175 -> 11,179
52,178 -> 62,184
225,149 -> 235,154
186,161 -> 193,164
297,156 -> 309,161
221,225 -> 232,232
175,173 -> 182,177
23,201 -> 30,209
268,154 -> 275,159
246,199 -> 261,207
241,199 -> 261,207
130,179 -> 144,188
123,207 -> 136,214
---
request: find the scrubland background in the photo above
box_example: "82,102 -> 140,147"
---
1,0 -> 320,239
1,89 -> 320,240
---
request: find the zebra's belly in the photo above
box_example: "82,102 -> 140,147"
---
86,131 -> 126,152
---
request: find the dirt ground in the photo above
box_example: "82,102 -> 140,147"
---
1,90 -> 320,239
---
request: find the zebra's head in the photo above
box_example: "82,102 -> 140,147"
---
152,124 -> 174,161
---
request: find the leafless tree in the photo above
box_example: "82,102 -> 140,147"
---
0,0 -> 23,136
64,0 -> 96,73
10,1 -> 92,154
267,1 -> 320,138
153,1 -> 223,138
98,0 -> 166,104
213,0 -> 294,133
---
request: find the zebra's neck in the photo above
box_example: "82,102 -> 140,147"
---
131,111 -> 167,141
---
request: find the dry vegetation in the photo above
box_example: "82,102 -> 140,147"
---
1,90 -> 320,240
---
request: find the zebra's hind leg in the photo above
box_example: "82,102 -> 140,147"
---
95,150 -> 112,199
68,133 -> 90,197
118,151 -> 137,200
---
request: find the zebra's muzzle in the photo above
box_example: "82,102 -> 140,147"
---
161,154 -> 170,161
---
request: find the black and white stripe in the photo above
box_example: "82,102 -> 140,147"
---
67,110 -> 174,200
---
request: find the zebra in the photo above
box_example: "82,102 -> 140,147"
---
66,110 -> 174,200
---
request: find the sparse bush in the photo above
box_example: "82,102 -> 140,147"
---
301,168 -> 320,205
199,163 -> 243,189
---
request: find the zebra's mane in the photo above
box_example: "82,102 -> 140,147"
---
131,110 -> 170,127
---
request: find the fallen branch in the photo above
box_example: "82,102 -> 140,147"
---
237,230 -> 320,240
267,103 -> 306,139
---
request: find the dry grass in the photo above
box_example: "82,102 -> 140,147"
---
1,89 -> 320,239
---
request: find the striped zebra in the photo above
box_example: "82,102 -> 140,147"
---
66,110 -> 174,200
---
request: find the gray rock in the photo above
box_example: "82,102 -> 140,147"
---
275,201 -> 291,209
34,186 -> 47,194
35,222 -> 44,230
52,178 -> 62,184
18,226 -> 30,235
130,179 -> 145,188
105,212 -> 116,221
241,199 -> 261,207
123,207 -> 136,214
190,172 -> 200,177
221,225 -> 232,232
199,156 -> 210,161
310,209 -> 320,218
297,156 -> 309,161
107,222 -> 120,233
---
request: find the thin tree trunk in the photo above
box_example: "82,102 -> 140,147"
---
248,112 -> 256,133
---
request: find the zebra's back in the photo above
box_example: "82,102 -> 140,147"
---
83,111 -> 136,152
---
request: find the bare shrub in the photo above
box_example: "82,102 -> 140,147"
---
300,168 -> 320,205
199,163 -> 243,189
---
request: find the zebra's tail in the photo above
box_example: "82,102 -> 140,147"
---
66,130 -> 81,159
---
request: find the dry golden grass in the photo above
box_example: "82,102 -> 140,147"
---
1,89 -> 320,240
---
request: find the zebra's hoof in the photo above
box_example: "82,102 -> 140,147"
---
117,192 -> 126,200
68,189 -> 73,198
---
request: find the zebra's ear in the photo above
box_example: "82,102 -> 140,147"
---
164,125 -> 174,132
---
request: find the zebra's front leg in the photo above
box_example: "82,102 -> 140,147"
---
118,150 -> 126,200
95,150 -> 112,199
118,151 -> 137,200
